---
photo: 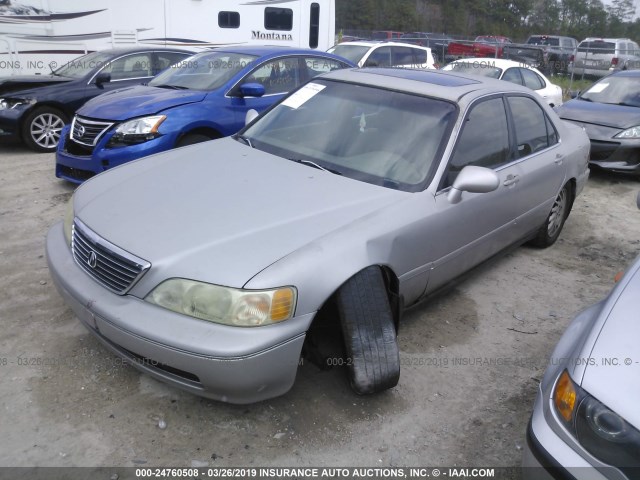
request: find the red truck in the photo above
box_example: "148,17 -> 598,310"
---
448,35 -> 513,59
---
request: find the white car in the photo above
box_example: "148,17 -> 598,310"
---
328,41 -> 439,70
442,58 -> 564,107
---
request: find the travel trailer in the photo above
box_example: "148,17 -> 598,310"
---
0,0 -> 336,75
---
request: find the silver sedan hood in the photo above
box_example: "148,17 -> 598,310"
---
74,138 -> 406,291
579,259 -> 640,431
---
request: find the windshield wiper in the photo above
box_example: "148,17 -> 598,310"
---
235,134 -> 253,148
579,97 -> 593,102
153,84 -> 189,90
290,158 -> 342,175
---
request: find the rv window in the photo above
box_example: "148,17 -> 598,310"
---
219,11 -> 240,29
265,7 -> 293,31
309,3 -> 320,49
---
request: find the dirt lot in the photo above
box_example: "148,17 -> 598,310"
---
1,143 -> 639,470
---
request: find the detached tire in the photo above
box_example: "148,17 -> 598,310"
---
529,183 -> 573,248
22,106 -> 68,152
335,266 -> 400,395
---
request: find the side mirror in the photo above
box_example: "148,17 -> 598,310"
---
447,165 -> 500,204
569,90 -> 580,99
245,109 -> 259,126
239,83 -> 265,98
95,71 -> 111,86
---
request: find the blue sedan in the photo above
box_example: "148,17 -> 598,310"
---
55,46 -> 354,183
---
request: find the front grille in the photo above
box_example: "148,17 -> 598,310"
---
58,165 -> 95,182
70,116 -> 114,147
71,219 -> 150,294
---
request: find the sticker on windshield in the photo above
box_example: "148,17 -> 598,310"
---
282,83 -> 326,109
588,83 -> 609,93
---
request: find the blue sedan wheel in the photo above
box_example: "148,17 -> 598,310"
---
23,107 -> 68,153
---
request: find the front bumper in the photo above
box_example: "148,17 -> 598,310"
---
55,125 -> 178,184
588,140 -> 640,175
46,222 -> 310,404
0,106 -> 24,140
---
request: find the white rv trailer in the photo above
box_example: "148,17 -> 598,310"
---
0,0 -> 335,75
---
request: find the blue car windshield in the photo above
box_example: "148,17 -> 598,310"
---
581,75 -> 640,106
149,52 -> 258,91
242,79 -> 457,192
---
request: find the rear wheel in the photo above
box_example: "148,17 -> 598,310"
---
529,183 -> 573,248
335,266 -> 400,395
22,106 -> 68,152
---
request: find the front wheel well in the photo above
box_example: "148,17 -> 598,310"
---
176,127 -> 222,144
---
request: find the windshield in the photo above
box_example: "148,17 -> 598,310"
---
329,45 -> 371,65
241,79 -> 457,192
580,75 -> 640,106
149,51 -> 258,91
445,62 -> 502,79
52,51 -> 117,78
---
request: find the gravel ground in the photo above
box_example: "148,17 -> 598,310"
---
1,142 -> 639,470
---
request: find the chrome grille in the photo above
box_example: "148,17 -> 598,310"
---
71,219 -> 150,295
70,116 -> 114,147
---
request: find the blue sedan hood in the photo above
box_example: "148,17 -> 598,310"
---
557,99 -> 640,130
78,85 -> 207,121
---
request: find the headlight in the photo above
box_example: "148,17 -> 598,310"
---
553,370 -> 640,471
615,126 -> 640,139
108,115 -> 166,146
0,98 -> 29,110
63,195 -> 74,246
145,279 -> 297,327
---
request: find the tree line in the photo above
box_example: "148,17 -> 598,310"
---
336,0 -> 640,42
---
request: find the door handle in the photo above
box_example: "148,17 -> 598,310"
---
555,153 -> 564,165
503,174 -> 520,187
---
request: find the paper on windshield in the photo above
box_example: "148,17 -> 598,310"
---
282,83 -> 326,109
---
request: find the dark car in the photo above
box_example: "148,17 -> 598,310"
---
0,47 -> 192,152
556,70 -> 640,175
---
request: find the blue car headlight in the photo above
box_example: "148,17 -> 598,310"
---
553,370 -> 640,472
107,115 -> 166,146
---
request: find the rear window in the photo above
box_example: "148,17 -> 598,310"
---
578,41 -> 615,54
527,36 -> 560,47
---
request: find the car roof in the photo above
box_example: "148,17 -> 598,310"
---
608,69 -> 640,78
320,67 -> 535,102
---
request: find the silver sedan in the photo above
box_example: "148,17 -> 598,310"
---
46,68 -> 590,403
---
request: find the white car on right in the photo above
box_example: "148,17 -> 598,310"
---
442,58 -> 564,107
328,41 -> 439,70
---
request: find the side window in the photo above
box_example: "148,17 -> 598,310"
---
520,68 -> 545,90
303,56 -> 349,81
392,46 -> 414,66
244,57 -> 300,95
502,68 -> 523,85
152,51 -> 190,74
219,11 -> 240,29
411,48 -> 428,64
364,47 -> 392,67
104,53 -> 153,80
444,97 -> 509,188
507,96 -> 556,158
265,7 -> 293,31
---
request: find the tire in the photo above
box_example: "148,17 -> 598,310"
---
21,106 -> 68,153
335,266 -> 400,395
176,133 -> 213,148
529,183 -> 573,248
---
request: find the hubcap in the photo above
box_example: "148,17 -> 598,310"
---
30,113 -> 64,149
547,189 -> 567,238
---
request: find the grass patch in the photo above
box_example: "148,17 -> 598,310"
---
548,75 -> 594,100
